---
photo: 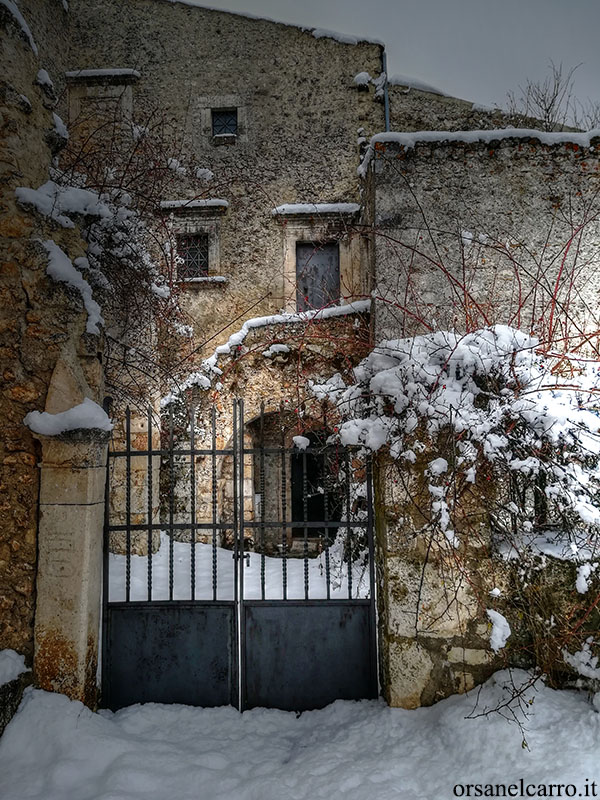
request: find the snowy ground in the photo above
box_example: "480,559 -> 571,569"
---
109,532 -> 370,601
1,670 -> 600,800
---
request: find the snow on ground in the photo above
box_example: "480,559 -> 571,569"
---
109,532 -> 369,601
1,670 -> 600,800
0,650 -> 28,687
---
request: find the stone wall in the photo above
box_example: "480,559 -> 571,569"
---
68,0 -> 385,364
388,84 -> 515,133
1,0 -> 105,688
370,131 -> 600,705
372,133 -> 600,345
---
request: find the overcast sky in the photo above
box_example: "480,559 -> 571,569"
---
191,0 -> 600,112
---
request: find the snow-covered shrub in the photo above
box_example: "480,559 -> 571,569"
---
313,322 -> 600,682
316,324 -> 600,545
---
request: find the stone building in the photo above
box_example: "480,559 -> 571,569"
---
2,0 -> 600,721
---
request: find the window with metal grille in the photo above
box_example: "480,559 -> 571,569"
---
212,108 -> 237,136
176,232 -> 209,279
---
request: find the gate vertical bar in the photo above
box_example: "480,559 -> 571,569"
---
366,451 -> 377,690
211,406 -> 218,602
259,402 -> 265,600
232,400 -> 239,605
280,402 -> 287,600
125,407 -> 131,602
323,453 -> 331,601
190,405 -> 196,601
168,405 -> 174,601
101,422 -> 111,704
345,450 -> 353,599
147,406 -> 153,602
238,399 -> 246,710
302,449 -> 309,600
238,398 -> 246,605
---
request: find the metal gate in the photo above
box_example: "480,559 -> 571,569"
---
102,400 -> 377,711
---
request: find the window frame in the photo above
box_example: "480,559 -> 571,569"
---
197,96 -> 247,146
176,231 -> 210,281
161,202 -> 228,286
211,108 -> 238,137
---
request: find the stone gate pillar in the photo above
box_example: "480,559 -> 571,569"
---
33,429 -> 109,706
375,449 -> 499,709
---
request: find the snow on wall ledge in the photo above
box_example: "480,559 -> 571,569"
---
0,650 -> 29,688
272,203 -> 360,216
64,68 -> 140,82
42,240 -> 104,335
160,198 -> 229,211
358,127 -> 600,176
0,0 -> 38,55
24,398 -> 113,436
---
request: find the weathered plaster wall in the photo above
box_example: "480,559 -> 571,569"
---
373,135 -> 600,343
371,133 -> 600,706
1,0 -> 104,668
68,0 -> 384,361
387,84 -> 543,134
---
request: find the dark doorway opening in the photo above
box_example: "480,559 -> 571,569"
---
290,430 -> 342,543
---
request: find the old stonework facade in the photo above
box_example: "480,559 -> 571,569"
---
2,0 -> 600,723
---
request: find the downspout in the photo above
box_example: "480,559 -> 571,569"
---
382,48 -> 390,132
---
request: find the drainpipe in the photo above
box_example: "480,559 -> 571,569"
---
382,48 -> 390,132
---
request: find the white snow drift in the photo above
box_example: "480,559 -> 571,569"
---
2,671 -> 600,800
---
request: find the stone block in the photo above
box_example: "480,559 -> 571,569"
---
447,646 -> 492,666
386,639 -> 434,709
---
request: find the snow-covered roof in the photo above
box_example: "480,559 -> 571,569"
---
160,198 -> 229,211
358,127 -> 600,176
388,73 -> 448,97
272,203 -> 360,217
162,1 -> 383,46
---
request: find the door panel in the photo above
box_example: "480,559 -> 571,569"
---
296,242 -> 340,311
243,601 -> 377,711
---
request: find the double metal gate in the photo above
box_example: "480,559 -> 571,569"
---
102,401 -> 377,711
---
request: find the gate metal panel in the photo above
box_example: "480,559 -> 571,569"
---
104,602 -> 237,710
242,600 -> 377,711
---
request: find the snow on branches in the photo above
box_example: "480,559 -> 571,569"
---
313,324 -> 600,553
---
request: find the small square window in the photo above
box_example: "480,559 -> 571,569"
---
176,233 -> 209,279
212,108 -> 237,136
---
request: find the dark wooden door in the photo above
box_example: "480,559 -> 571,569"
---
296,242 -> 340,311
